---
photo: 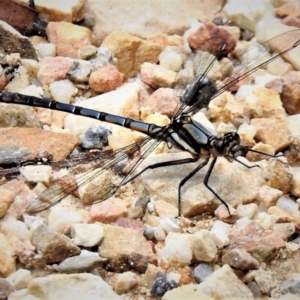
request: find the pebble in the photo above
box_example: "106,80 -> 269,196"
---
140,88 -> 177,118
150,272 -> 178,297
0,278 -> 14,300
26,273 -> 121,300
254,268 -> 277,294
102,31 -> 162,78
89,65 -> 124,93
0,187 -> 14,218
272,223 -> 295,240
153,226 -> 167,241
88,47 -> 116,69
47,21 -> 92,58
49,79 -> 77,103
0,250 -> 16,277
159,48 -> 183,71
71,223 -> 104,247
214,204 -> 239,224
282,16 -> 300,27
67,59 -> 93,82
162,284 -> 214,300
280,275 -> 300,297
198,264 -> 254,300
79,126 -> 111,149
99,224 -> 156,272
159,232 -> 193,265
159,218 -> 181,233
155,200 -> 178,218
31,224 -> 81,264
222,248 -> 260,270
57,250 -> 106,273
210,220 -> 231,247
37,56 -> 73,85
114,271 -> 140,294
236,203 -> 258,219
36,42 -> 56,58
88,197 -> 128,223
252,117 -> 294,151
191,230 -> 218,262
193,263 -> 214,283
6,268 -> 31,290
256,186 -> 283,208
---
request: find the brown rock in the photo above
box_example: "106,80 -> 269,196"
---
187,22 -> 236,55
268,206 -> 295,223
147,33 -> 183,49
89,65 -> 124,93
281,16 -> 300,27
46,21 -> 92,58
214,204 -> 238,224
0,250 -> 16,277
38,56 -> 73,85
221,249 -> 260,270
275,2 -> 300,18
227,221 -> 285,262
102,31 -> 162,78
0,127 -> 78,161
99,224 -> 156,272
251,118 -> 293,151
0,278 -> 14,299
140,63 -> 176,88
179,266 -> 196,285
31,224 -> 81,264
141,88 -> 177,118
88,197 -> 128,223
0,187 -> 14,218
281,71 -> 300,115
261,158 -> 293,193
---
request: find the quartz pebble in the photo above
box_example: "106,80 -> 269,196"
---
114,271 -> 140,294
71,223 -> 104,247
193,263 -> 214,283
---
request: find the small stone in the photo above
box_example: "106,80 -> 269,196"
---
6,269 -> 31,290
79,126 -> 111,149
158,48 -> 183,72
272,223 -> 295,240
47,21 -> 92,58
68,59 -> 93,82
113,217 -> 144,231
236,203 -> 258,219
198,264 -> 254,299
31,224 -> 81,264
193,263 -> 214,283
254,268 -> 277,294
268,206 -> 295,223
36,42 -> 56,58
280,275 -> 300,297
150,272 -> 178,297
57,250 -> 106,273
281,16 -> 300,27
114,271 -> 140,294
147,33 -> 183,49
222,249 -> 260,270
27,273 -> 121,299
102,31 -> 162,78
37,56 -> 73,85
140,62 -> 176,88
155,200 -> 178,218
49,79 -> 77,104
78,44 -> 97,60
20,165 -> 53,185
210,220 -> 232,247
214,204 -> 238,224
187,22 -> 236,55
89,65 -> 124,93
141,88 -> 177,118
99,224 -> 156,272
191,230 -> 218,262
0,250 -> 16,277
178,266 -> 195,285
0,187 -> 14,218
275,2 -> 300,18
71,223 -> 104,247
256,186 -> 283,208
0,278 -> 14,300
162,284 -> 214,300
159,232 -> 193,265
88,47 -> 116,69
153,226 -> 167,241
88,197 -> 128,223
159,218 -> 181,233
226,221 -> 285,262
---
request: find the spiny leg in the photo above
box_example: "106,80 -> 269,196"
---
177,156 -> 210,216
203,157 -> 231,216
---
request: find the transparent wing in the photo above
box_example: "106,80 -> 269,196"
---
25,133 -> 166,214
174,29 -> 300,116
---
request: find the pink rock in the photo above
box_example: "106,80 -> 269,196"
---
140,88 -> 177,117
281,16 -> 300,27
38,56 -> 73,85
147,33 -> 183,49
46,21 -> 92,58
187,22 -> 236,55
88,197 -> 128,223
140,63 -> 176,89
275,2 -> 300,18
89,65 -> 124,93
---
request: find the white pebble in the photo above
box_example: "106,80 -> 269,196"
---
153,226 -> 166,241
236,203 -> 258,219
238,123 -> 257,138
147,199 -> 155,212
20,165 -> 53,184
167,272 -> 181,284
276,196 -> 299,216
6,269 -> 31,290
71,223 -> 104,247
49,79 -> 77,104
160,217 -> 181,233
36,42 -> 56,58
159,49 -> 182,72
210,220 -> 232,247
254,212 -> 277,229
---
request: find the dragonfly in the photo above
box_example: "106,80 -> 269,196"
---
0,29 -> 300,216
